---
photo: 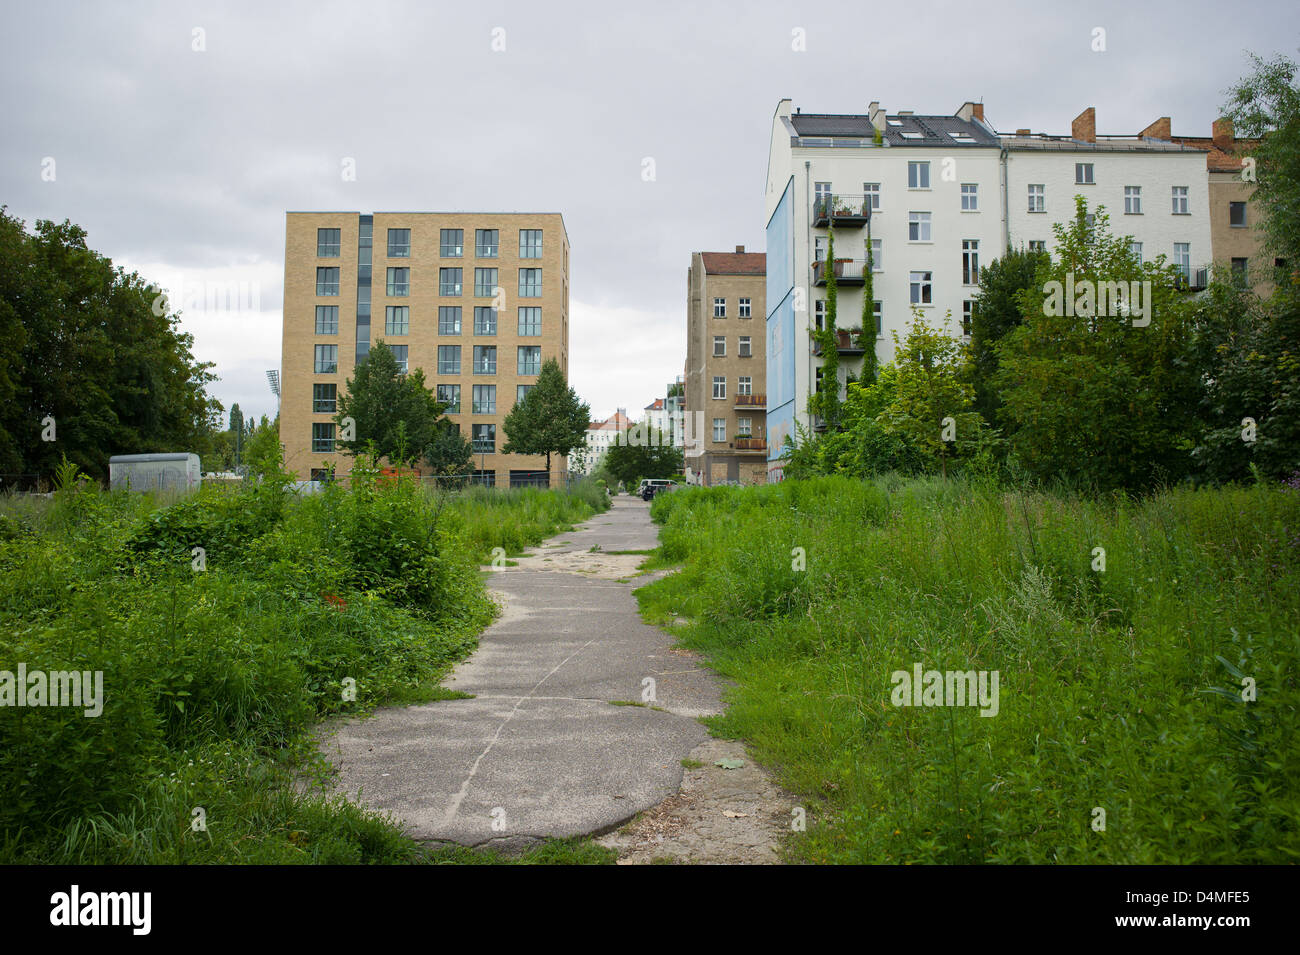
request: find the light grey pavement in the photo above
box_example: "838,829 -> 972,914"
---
319,496 -> 723,849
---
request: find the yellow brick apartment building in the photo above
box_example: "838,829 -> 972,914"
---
281,211 -> 570,485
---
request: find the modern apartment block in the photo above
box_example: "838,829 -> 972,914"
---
685,247 -> 767,485
281,211 -> 569,485
764,99 -> 1218,480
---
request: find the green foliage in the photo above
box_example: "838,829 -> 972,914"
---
501,358 -> 591,472
334,341 -> 450,470
808,229 -> 843,428
601,426 -> 683,487
971,245 -> 1047,421
641,477 -> 1300,864
0,208 -> 218,480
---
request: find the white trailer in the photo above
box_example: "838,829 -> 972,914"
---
108,453 -> 202,493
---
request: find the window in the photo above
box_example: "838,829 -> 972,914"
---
386,267 -> 409,296
739,298 -> 752,318
440,229 -> 464,257
864,182 -> 881,210
713,336 -> 726,357
962,301 -> 974,337
1230,201 -> 1247,227
474,268 -> 498,298
316,267 -> 340,296
1028,184 -> 1045,213
387,228 -> 410,257
739,335 -> 752,357
474,306 -> 497,336
814,236 -> 828,262
1029,240 -> 1047,253
471,468 -> 496,486
814,181 -> 831,205
472,384 -> 496,415
518,307 -> 541,336
1075,163 -> 1094,184
713,297 -> 726,317
712,418 -> 726,442
475,229 -> 499,257
1173,243 -> 1191,281
472,423 -> 496,454
390,345 -> 408,373
313,383 -> 337,413
312,422 -> 335,453
1124,186 -> 1142,215
961,183 -> 978,211
1172,186 -> 1189,215
440,268 -> 463,296
1129,241 -> 1142,264
1231,257 -> 1248,286
870,237 -> 883,270
962,239 -> 979,285
317,228 -> 341,257
908,161 -> 930,189
909,271 -> 932,305
517,345 -> 541,375
909,211 -> 932,241
314,344 -> 338,373
519,268 -> 542,297
385,305 -> 409,335
519,229 -> 543,258
872,301 -> 883,337
473,345 -> 497,374
516,384 -> 533,404
712,376 -> 726,399
738,376 -> 752,396
438,345 -> 461,375
437,383 -> 460,413
439,306 -> 462,335
315,305 -> 338,334
737,417 -> 752,437
814,299 -> 826,331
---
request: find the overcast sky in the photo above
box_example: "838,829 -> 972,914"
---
2,1 -> 1296,425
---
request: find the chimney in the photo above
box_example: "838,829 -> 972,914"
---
973,103 -> 984,122
1139,116 -> 1171,140
1072,107 -> 1096,144
868,101 -> 885,129
1016,128 -> 1031,136
956,101 -> 985,123
735,245 -> 745,253
897,110 -> 913,116
1212,117 -> 1234,150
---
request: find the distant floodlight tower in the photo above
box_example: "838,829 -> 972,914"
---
267,369 -> 281,413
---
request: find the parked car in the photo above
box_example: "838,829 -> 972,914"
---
640,479 -> 676,501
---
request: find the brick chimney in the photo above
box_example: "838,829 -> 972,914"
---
1212,118 -> 1234,151
1015,128 -> 1031,136
1139,116 -> 1171,140
972,103 -> 984,122
735,245 -> 745,253
1072,107 -> 1096,144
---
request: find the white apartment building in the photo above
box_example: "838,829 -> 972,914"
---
764,100 -> 1213,480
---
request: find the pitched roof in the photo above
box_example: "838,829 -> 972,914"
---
644,398 -> 665,411
788,112 -> 998,147
700,251 -> 766,275
1167,135 -> 1258,172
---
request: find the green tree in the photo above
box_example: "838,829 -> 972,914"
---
601,426 -> 683,486
424,420 -> 474,477
334,341 -> 448,467
1223,52 -> 1300,273
994,198 -> 1201,489
501,358 -> 590,472
809,229 -> 843,429
971,246 -> 1047,423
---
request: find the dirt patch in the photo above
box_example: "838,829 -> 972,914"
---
597,738 -> 796,865
508,548 -> 648,580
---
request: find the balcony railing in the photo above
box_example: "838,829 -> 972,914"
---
812,258 -> 867,286
812,328 -> 866,357
735,437 -> 767,451
735,393 -> 766,410
813,194 -> 872,228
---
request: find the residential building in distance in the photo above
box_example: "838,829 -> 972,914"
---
641,377 -> 686,449
764,99 -> 1219,480
1168,117 -> 1273,294
685,247 -> 767,485
577,408 -> 631,474
281,211 -> 569,486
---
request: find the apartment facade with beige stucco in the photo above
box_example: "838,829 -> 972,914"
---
281,211 -> 569,485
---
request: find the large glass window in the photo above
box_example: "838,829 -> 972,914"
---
312,383 -> 337,413
440,268 -> 462,296
385,305 -> 409,335
908,211 -> 932,241
315,305 -> 339,334
438,345 -> 461,375
472,423 -> 496,454
314,344 -> 338,373
475,229 -> 499,257
961,183 -> 978,211
909,271 -> 933,305
474,306 -> 497,335
474,267 -> 498,297
386,267 -> 409,296
1173,243 -> 1191,281
437,383 -> 461,413
1028,184 -> 1045,213
1124,186 -> 1142,215
1172,186 -> 1189,215
317,228 -> 341,257
316,267 -> 340,296
712,376 -> 726,399
516,384 -> 534,404
517,345 -> 541,375
312,422 -> 336,453
473,345 -> 497,374
387,228 -> 410,257
439,306 -> 462,335
908,161 -> 930,189
440,229 -> 463,257
962,240 -> 979,285
519,229 -> 543,258
519,268 -> 542,298
518,307 -> 541,336
472,384 -> 497,415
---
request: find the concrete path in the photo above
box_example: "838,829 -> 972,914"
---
319,496 -> 723,849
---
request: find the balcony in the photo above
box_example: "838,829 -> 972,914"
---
813,195 -> 872,229
735,393 -> 766,411
812,328 -> 866,357
734,437 -> 766,452
812,258 -> 867,287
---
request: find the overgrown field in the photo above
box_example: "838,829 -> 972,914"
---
640,476 -> 1300,863
0,470 -> 609,864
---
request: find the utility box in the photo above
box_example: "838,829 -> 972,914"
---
108,453 -> 202,493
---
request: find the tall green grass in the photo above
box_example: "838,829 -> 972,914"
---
640,476 -> 1300,863
0,475 -> 607,864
